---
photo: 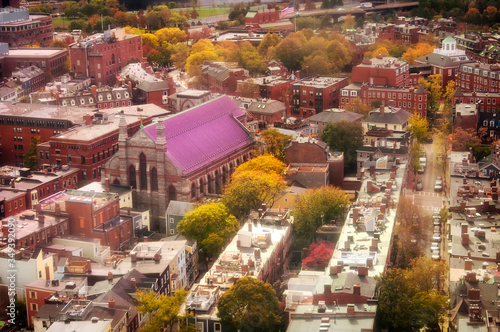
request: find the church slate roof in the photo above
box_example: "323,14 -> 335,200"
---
143,95 -> 252,175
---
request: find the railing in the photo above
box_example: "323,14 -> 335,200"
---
96,245 -> 110,261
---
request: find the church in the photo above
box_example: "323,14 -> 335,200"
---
102,96 -> 255,232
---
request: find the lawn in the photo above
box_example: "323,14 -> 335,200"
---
171,6 -> 230,18
52,17 -> 73,30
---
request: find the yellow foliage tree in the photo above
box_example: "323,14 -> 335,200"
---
402,43 -> 434,65
154,27 -> 187,44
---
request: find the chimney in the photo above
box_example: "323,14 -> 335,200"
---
55,91 -> 60,104
465,259 -> 473,271
483,200 -> 490,212
128,81 -> 132,95
459,201 -> 466,211
344,240 -> 350,250
131,278 -> 136,288
366,257 -> 373,267
461,223 -> 468,234
105,178 -> 111,193
347,304 -> 355,315
462,232 -> 469,245
496,251 -> 500,263
91,85 -> 97,99
358,266 -> 368,276
493,192 -> 498,200
248,223 -> 252,232
370,166 -> 375,176
131,252 -> 137,262
38,214 -> 45,224
55,203 -> 62,215
337,260 -> 344,269
107,271 -> 113,281
108,299 -> 115,309
380,106 -> 385,115
154,253 -> 162,262
324,283 -> 331,294
468,288 -> 481,300
86,260 -> 92,272
353,284 -> 361,296
83,114 -> 93,125
254,248 -> 261,259
330,265 -> 340,275
353,207 -> 360,223
10,180 -> 15,188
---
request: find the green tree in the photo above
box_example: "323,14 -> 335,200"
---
217,277 -> 281,332
272,32 -> 305,71
136,289 -> 189,332
177,203 -> 239,259
321,121 -> 363,169
293,186 -> 350,241
302,51 -> 333,75
408,113 -> 430,144
409,141 -> 423,177
234,155 -> 286,176
376,258 -> 448,331
344,97 -> 372,117
24,137 -> 41,170
259,128 -> 293,162
222,170 -> 286,221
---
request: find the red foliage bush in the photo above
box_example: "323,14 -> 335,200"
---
302,240 -> 335,270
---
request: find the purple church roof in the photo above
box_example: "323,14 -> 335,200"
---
143,96 -> 252,175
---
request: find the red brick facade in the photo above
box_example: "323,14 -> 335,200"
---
456,62 -> 500,93
351,56 -> 413,87
70,29 -> 142,87
0,11 -> 52,48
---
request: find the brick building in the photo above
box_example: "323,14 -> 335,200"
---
0,9 -> 52,48
37,104 -> 168,182
339,84 -> 428,118
0,102 -> 90,167
201,61 -> 249,95
455,33 -> 490,59
237,75 -> 294,100
70,28 -> 142,87
394,22 -> 420,45
0,166 -> 80,210
245,5 -> 280,28
415,37 -> 472,87
291,76 -> 349,119
456,62 -> 500,93
0,47 -> 68,78
453,89 -> 500,113
167,89 -> 212,113
0,209 -> 69,250
136,78 -> 175,107
11,66 -> 45,98
102,96 -> 255,232
351,56 -> 415,87
246,99 -> 286,127
58,85 -> 133,109
39,189 -> 134,251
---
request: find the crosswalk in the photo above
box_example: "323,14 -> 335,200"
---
411,191 -> 443,197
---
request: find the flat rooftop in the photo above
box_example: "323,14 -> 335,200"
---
39,189 -> 118,213
293,76 -> 347,88
0,102 -> 87,123
6,48 -> 66,57
0,210 -> 67,243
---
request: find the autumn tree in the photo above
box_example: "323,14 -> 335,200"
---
433,129 -> 449,176
185,40 -> 218,86
215,41 -> 239,62
259,128 -> 293,162
154,27 -> 187,44
408,113 -> 430,144
342,14 -> 356,30
177,202 -> 239,259
364,40 -> 407,59
321,121 -> 363,169
234,155 -> 286,176
376,258 -> 448,331
393,198 -> 430,268
171,43 -> 190,69
302,240 -> 334,270
238,41 -> 266,76
24,137 -> 41,170
258,32 -> 281,58
419,74 -> 442,106
302,51 -> 333,75
272,32 -> 306,70
443,80 -> 456,104
293,186 -> 350,242
402,42 -> 434,65
222,170 -> 286,221
344,97 -> 372,117
450,127 -> 481,152
409,141 -> 423,176
217,277 -> 281,332
136,289 -> 189,332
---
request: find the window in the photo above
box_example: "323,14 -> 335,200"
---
170,218 -> 174,223
191,183 -> 196,198
169,185 -> 176,201
129,165 -> 136,189
31,303 -> 38,311
170,229 -> 175,234
30,291 -> 37,299
214,323 -> 221,332
139,153 -> 147,190
151,167 -> 158,191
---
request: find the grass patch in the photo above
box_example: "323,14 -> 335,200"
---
52,17 -> 75,30
171,7 -> 230,18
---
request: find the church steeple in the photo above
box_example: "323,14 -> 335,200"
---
155,120 -> 167,149
118,116 -> 128,144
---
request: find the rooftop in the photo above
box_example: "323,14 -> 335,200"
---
293,76 -> 347,88
6,48 -> 66,57
0,102 -> 88,123
0,210 -> 68,243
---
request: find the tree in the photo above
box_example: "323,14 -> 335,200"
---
321,121 -> 363,169
402,42 -> 434,64
177,202 -> 239,259
408,113 -> 430,144
302,51 -> 333,75
24,137 -> 41,170
376,258 -> 448,332
364,40 -> 407,59
233,155 -> 286,176
409,141 -> 423,176
450,127 -> 481,152
342,14 -> 356,30
293,186 -> 350,241
302,240 -> 334,270
222,170 -> 286,220
443,80 -> 456,104
185,40 -> 217,78
155,27 -> 187,44
217,277 -> 281,332
257,32 -> 281,58
305,0 -> 316,10
344,97 -> 372,117
238,41 -> 266,76
272,32 -> 305,71
171,43 -> 190,70
215,41 -> 239,62
136,289 -> 189,332
419,74 -> 442,105
259,128 -> 293,162
326,34 -> 353,72
237,79 -> 258,98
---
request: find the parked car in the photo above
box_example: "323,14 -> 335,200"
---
416,179 -> 423,191
433,235 -> 441,242
417,164 -> 425,174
